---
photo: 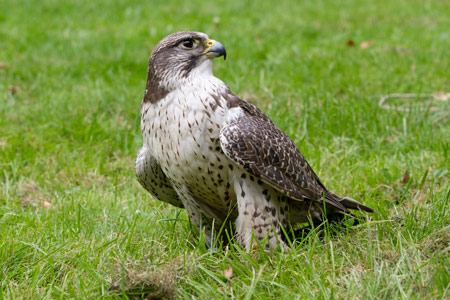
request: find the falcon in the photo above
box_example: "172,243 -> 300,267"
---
135,31 -> 373,251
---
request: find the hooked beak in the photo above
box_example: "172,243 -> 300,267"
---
202,39 -> 227,60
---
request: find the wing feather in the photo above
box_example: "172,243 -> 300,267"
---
220,100 -> 349,212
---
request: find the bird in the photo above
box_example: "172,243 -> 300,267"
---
135,31 -> 373,251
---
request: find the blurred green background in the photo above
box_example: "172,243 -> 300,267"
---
0,0 -> 449,298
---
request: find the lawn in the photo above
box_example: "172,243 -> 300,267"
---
1,0 -> 449,298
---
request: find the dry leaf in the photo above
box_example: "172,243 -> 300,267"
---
401,170 -> 409,184
360,40 -> 374,49
434,91 -> 450,102
346,39 -> 355,47
9,86 -> 19,95
224,266 -> 233,279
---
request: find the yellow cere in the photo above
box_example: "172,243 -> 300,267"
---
202,39 -> 216,54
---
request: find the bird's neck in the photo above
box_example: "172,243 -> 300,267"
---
145,59 -> 227,105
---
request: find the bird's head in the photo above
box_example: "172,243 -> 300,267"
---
144,31 -> 227,103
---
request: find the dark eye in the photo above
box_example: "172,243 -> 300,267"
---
182,40 -> 193,48
179,39 -> 197,49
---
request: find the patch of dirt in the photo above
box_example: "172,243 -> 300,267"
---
421,229 -> 450,256
19,181 -> 51,209
109,257 -> 185,299
81,171 -> 107,188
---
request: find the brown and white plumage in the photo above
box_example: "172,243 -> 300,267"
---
135,31 -> 373,250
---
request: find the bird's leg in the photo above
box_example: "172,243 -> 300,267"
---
233,174 -> 287,251
174,186 -> 217,248
183,201 -> 215,248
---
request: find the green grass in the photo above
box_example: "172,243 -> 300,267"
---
1,0 -> 449,298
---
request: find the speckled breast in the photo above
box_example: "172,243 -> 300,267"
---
141,94 -> 237,215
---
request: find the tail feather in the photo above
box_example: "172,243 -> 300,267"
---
339,196 -> 374,213
325,191 -> 374,213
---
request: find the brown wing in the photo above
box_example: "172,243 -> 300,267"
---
220,99 -> 349,213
